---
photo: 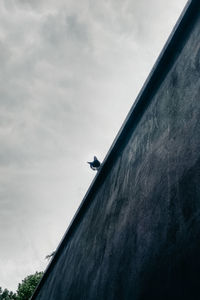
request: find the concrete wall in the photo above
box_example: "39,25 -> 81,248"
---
32,1 -> 200,299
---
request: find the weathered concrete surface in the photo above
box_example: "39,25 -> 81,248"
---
32,1 -> 200,299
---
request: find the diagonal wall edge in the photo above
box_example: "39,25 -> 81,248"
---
31,0 -> 200,299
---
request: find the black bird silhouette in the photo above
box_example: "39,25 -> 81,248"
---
87,156 -> 101,170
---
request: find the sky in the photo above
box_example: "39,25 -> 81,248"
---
0,0 -> 187,292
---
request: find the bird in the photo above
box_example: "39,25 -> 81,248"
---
87,156 -> 101,171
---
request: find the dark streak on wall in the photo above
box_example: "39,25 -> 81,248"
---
32,1 -> 200,299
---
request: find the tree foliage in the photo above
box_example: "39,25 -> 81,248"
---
0,287 -> 17,300
16,272 -> 43,300
0,271 -> 43,300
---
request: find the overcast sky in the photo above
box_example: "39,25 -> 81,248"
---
0,0 -> 187,292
